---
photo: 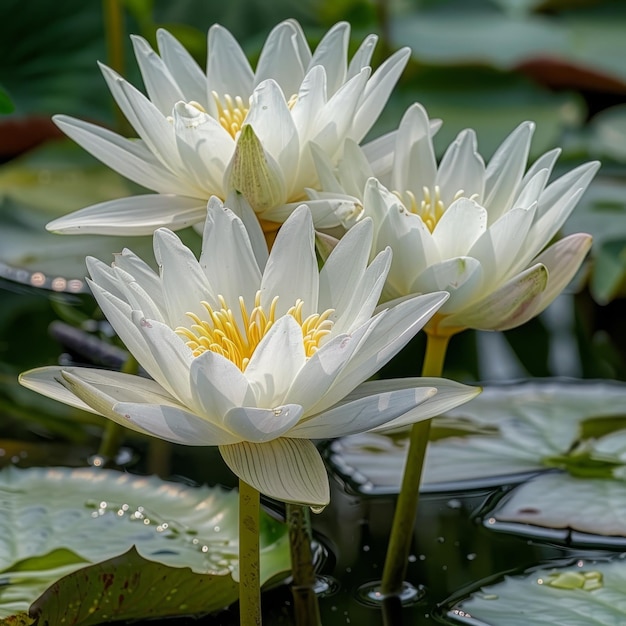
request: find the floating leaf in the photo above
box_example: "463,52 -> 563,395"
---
31,547 -> 239,625
327,381 -> 626,494
485,472 -> 626,545
0,467 -> 290,619
448,558 -> 626,625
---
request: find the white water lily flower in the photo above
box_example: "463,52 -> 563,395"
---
47,20 -> 410,237
310,103 -> 600,335
21,199 -> 479,509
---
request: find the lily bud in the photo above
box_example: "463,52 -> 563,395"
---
226,124 -> 286,214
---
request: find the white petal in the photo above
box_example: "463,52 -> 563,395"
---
172,101 -> 234,192
483,121 -> 534,221
131,35 -> 185,114
318,217 -> 373,315
153,228 -> 214,327
347,33 -> 378,79
436,129 -> 485,205
219,438 -> 330,508
224,191 -> 269,270
391,103 -> 437,198
260,206 -> 318,317
442,263 -> 548,331
244,316 -> 306,407
331,248 -> 391,335
285,323 -> 372,411
206,24 -> 254,103
52,115 -> 189,195
362,129 -> 397,182
291,387 -> 438,438
308,21 -> 349,95
520,147 -> 560,187
337,139 -> 373,198
132,314 -> 195,402
312,69 -> 369,155
18,366 -> 174,419
520,233 -> 592,323
112,248 -> 164,311
46,195 -> 206,236
114,401 -> 239,445
308,292 -> 448,414
254,20 -> 307,96
410,256 -> 484,314
223,404 -> 304,443
87,281 -> 162,380
117,79 -> 183,171
157,28 -> 208,105
290,67 -> 327,144
432,197 -> 487,259
349,47 -> 411,143
199,198 -> 262,321
467,206 -> 535,286
190,350 -> 255,418
350,377 -> 482,429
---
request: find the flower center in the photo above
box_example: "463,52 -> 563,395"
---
212,92 -> 249,139
176,291 -> 334,371
395,186 -> 469,233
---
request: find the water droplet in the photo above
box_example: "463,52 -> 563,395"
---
436,536 -> 445,543
466,553 -> 477,561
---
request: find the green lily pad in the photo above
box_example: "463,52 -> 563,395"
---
485,472 -> 626,544
0,466 -> 290,620
391,4 -> 626,87
327,381 -> 626,494
448,558 -> 626,625
31,547 -> 239,625
0,142 -> 158,288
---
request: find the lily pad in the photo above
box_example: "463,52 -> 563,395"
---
447,557 -> 626,625
0,142 -> 163,289
391,4 -> 626,88
0,466 -> 290,619
485,472 -> 626,545
327,380 -> 626,494
31,547 -> 239,625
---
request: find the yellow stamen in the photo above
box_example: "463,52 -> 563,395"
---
394,186 -> 471,233
212,92 -> 249,139
176,291 -> 334,371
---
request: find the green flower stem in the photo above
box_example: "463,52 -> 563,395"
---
286,503 -> 321,626
97,354 -> 139,461
380,331 -> 451,596
239,479 -> 262,626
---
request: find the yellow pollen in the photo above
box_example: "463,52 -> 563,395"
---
176,292 -> 334,371
394,186 -> 469,233
286,93 -> 298,110
212,92 -> 249,139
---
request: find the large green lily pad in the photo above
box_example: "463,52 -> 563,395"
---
0,466 -> 290,621
327,381 -> 626,494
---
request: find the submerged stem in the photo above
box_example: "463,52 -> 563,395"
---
287,503 -> 322,626
239,479 -> 261,626
380,331 -> 452,596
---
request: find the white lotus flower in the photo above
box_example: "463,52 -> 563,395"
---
47,20 -> 410,237
21,199 -> 478,508
311,103 -> 600,334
